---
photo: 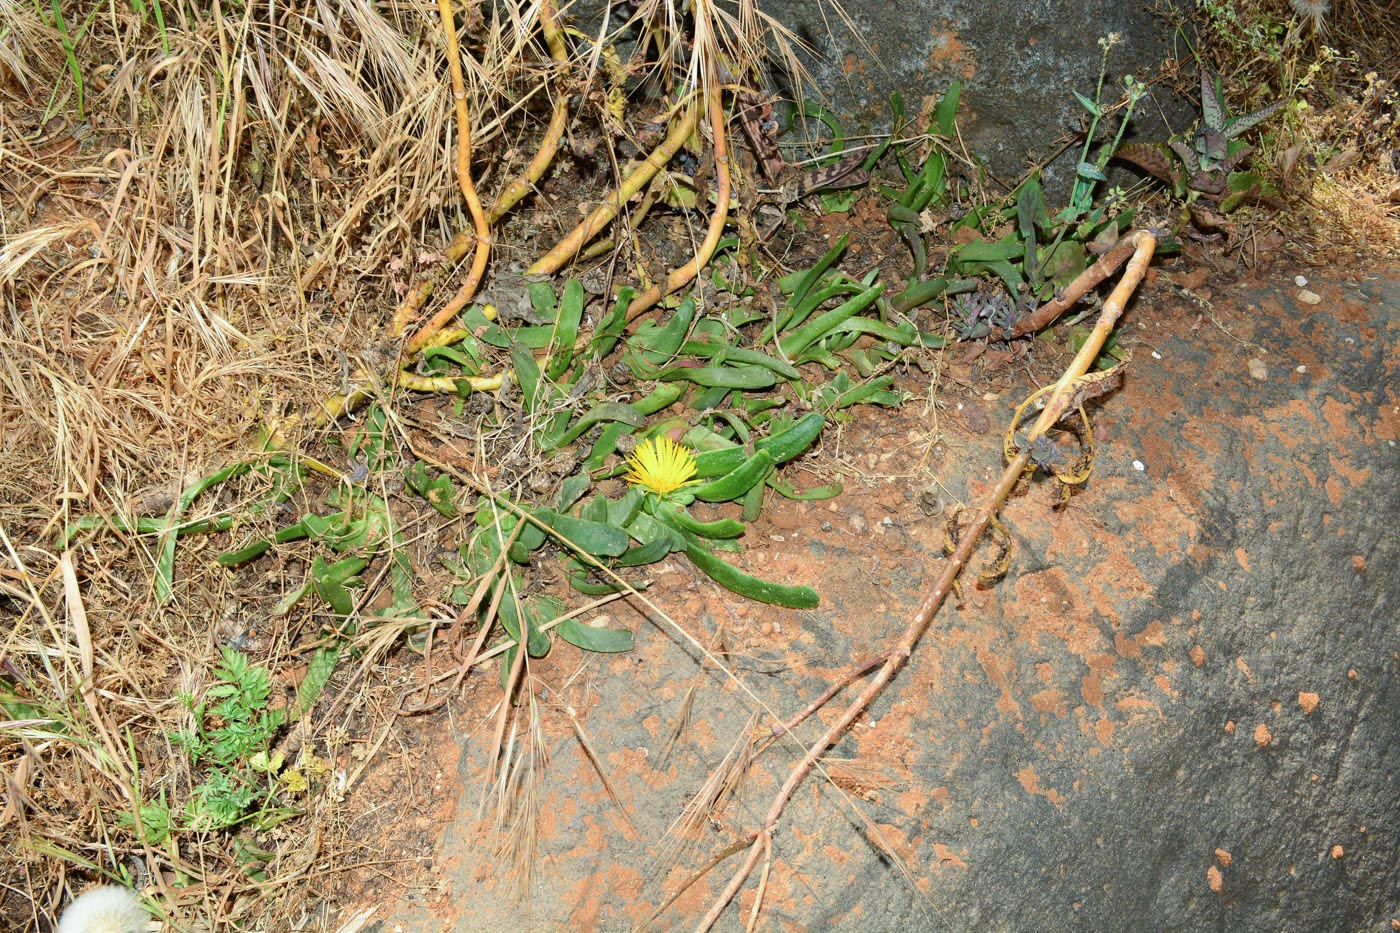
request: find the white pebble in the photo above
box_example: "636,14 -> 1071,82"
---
1294,275 -> 1308,287
1298,289 -> 1322,305
1151,350 -> 1162,360
1132,460 -> 1146,472
1296,365 -> 1307,374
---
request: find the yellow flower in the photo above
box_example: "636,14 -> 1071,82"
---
624,436 -> 698,497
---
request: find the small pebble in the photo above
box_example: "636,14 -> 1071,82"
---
1296,365 -> 1307,373
1254,723 -> 1273,747
1294,274 -> 1308,287
1151,350 -> 1162,360
1331,845 -> 1344,859
1298,288 -> 1322,305
1247,358 -> 1268,381
1132,460 -> 1145,472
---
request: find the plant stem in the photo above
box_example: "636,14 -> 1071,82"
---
402,0 -> 494,357
392,0 -> 570,337
692,230 -> 1156,933
527,100 -> 702,276
624,81 -> 732,320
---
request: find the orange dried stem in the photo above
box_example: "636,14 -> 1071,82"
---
488,0 -> 569,223
692,230 -> 1157,933
526,100 -> 702,276
400,0 -> 493,356
624,81 -> 731,321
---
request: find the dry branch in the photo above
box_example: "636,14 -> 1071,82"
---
692,230 -> 1158,932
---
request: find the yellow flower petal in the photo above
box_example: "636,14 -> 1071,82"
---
624,436 -> 698,497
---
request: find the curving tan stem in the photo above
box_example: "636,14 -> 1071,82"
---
526,101 -> 702,276
624,79 -> 731,321
401,0 -> 494,357
487,0 -> 570,223
692,230 -> 1157,932
392,0 -> 570,337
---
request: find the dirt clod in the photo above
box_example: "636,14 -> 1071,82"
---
1207,865 -> 1224,892
1298,692 -> 1320,714
1254,723 -> 1273,747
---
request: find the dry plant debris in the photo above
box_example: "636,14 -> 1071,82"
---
1,0 -> 1394,929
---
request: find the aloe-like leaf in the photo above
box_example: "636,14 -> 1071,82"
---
421,342 -> 482,374
623,510 -> 685,549
1114,143 -> 1180,185
890,276 -> 951,313
509,341 -> 548,414
692,450 -> 774,503
311,555 -> 367,617
905,147 -> 947,212
218,539 -> 274,566
631,382 -> 686,416
509,516 -> 548,564
589,287 -> 634,360
555,472 -> 593,511
682,541 -> 819,609
652,500 -> 745,540
1224,98 -> 1286,139
1073,90 -> 1101,117
1169,140 -> 1201,176
550,402 -> 648,449
778,283 -> 885,358
627,297 -> 696,367
767,477 -> 843,500
288,645 -> 339,720
1016,177 -> 1048,240
556,618 -> 635,653
534,507 -> 630,557
606,486 -> 645,527
497,589 -> 555,658
933,80 -> 961,136
676,342 -> 802,380
654,363 -> 777,390
781,234 -> 848,307
584,423 -> 629,474
1200,68 -> 1225,131
545,279 -> 585,380
822,374 -> 902,410
951,235 -> 1024,263
613,537 -> 672,567
404,461 -> 460,518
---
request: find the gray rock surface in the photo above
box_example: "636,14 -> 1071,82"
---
384,269 -> 1399,930
574,0 -> 1190,194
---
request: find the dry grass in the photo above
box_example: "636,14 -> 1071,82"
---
0,0 -> 827,926
0,1 -> 549,927
2,0 -> 1395,928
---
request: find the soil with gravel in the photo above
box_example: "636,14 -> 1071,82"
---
333,260 -> 1399,931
